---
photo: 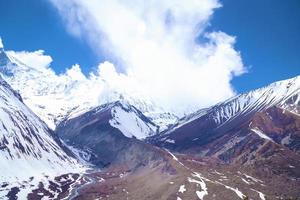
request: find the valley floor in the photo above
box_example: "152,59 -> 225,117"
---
1,149 -> 299,200
68,150 -> 300,200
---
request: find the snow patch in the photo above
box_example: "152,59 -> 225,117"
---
178,185 -> 186,193
165,139 -> 175,143
165,149 -> 178,161
188,172 -> 208,200
223,185 -> 245,199
241,178 -> 251,185
251,189 -> 266,200
251,128 -> 273,141
281,134 -> 291,145
243,174 -> 263,183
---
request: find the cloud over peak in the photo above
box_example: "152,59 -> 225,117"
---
49,0 -> 246,114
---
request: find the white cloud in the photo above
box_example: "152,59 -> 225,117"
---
65,64 -> 87,81
49,0 -> 246,114
7,50 -> 53,70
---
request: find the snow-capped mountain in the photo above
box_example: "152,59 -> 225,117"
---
0,77 -> 83,198
0,44 -> 177,131
144,76 -> 300,198
162,75 -> 300,136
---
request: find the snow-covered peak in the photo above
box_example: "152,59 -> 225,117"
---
0,48 -> 177,131
205,75 -> 299,123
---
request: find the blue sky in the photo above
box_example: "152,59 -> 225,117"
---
0,0 -> 299,93
210,0 -> 300,92
0,0 -> 102,74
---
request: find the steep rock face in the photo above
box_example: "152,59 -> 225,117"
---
0,77 -> 82,183
56,101 -> 163,169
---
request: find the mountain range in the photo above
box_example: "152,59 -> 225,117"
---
0,46 -> 177,131
0,43 -> 299,199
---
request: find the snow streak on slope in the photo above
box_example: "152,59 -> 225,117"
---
211,76 -> 300,124
251,128 -> 274,141
0,77 -> 83,184
0,46 -> 177,130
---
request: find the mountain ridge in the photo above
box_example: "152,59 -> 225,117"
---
160,75 -> 300,137
148,76 -> 300,170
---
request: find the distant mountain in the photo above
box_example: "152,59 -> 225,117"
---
0,45 -> 177,131
0,77 -> 83,199
150,76 -> 300,167
162,75 -> 299,136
